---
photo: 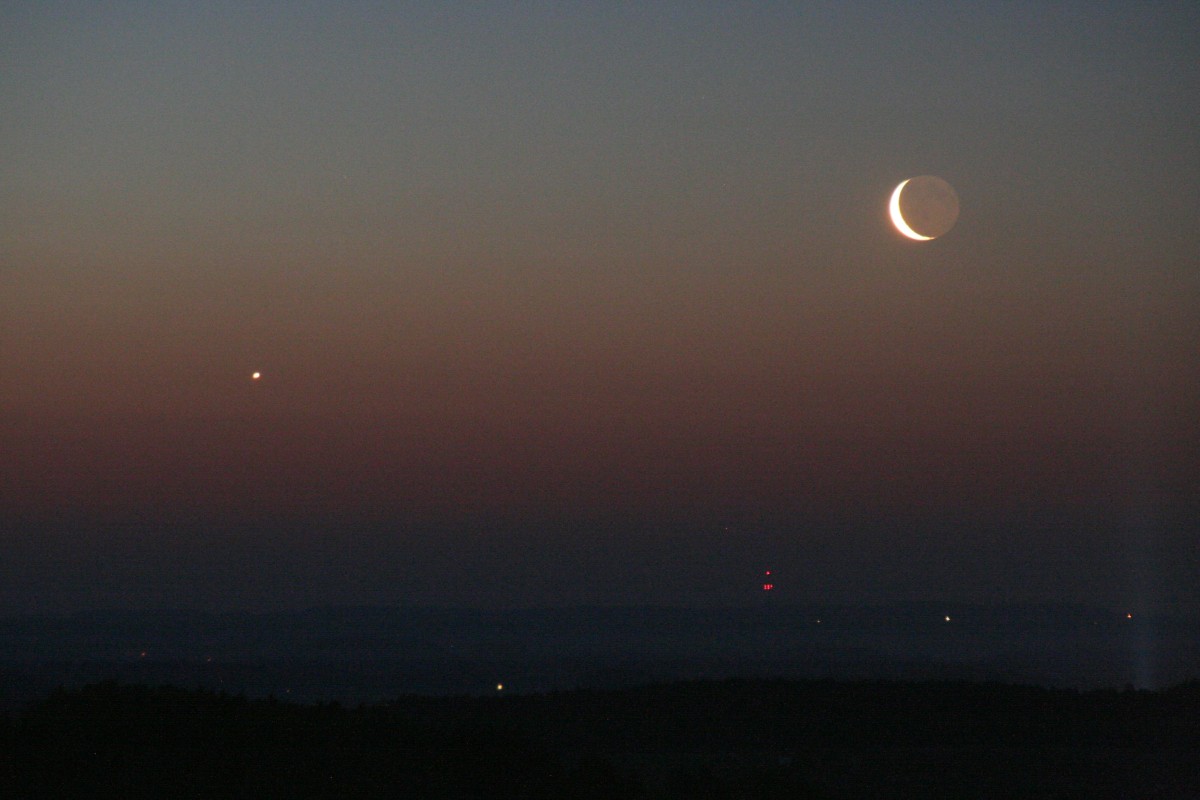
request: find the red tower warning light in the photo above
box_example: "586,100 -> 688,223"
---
763,570 -> 774,592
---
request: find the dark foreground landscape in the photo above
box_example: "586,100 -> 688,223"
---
3,678 -> 1199,798
2,605 -> 1197,796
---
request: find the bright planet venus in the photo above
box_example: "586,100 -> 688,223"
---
889,176 -> 959,240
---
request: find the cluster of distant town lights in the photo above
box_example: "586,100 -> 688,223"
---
132,605 -> 1138,696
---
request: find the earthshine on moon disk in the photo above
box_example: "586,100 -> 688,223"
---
889,176 -> 959,241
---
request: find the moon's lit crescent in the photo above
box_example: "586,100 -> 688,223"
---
889,180 -> 933,241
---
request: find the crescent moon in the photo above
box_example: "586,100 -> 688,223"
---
889,180 -> 933,241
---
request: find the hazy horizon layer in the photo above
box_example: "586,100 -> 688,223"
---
3,602 -> 1195,698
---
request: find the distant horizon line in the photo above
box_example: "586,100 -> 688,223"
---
6,598 -> 1197,620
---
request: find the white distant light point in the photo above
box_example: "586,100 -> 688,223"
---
251,372 -> 262,381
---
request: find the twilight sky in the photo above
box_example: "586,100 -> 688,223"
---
2,2 -> 1197,613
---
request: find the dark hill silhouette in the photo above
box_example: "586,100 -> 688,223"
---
3,679 -> 1198,798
